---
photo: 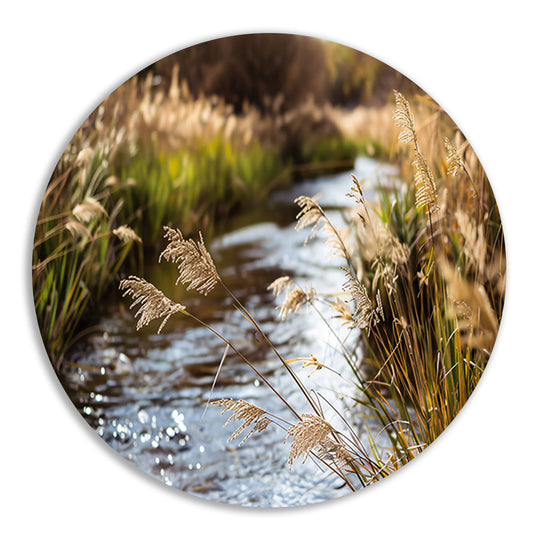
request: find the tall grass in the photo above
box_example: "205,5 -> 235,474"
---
118,91 -> 505,490
33,138 -> 142,368
349,92 -> 505,464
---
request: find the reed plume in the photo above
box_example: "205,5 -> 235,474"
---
412,150 -> 438,211
113,225 -> 142,243
285,413 -> 333,469
119,276 -> 186,333
277,286 -> 315,320
393,90 -> 438,213
72,196 -> 107,223
295,194 -> 356,268
267,276 -> 293,297
444,136 -> 479,200
393,90 -> 417,145
444,137 -> 464,177
314,438 -> 356,473
341,267 -> 384,329
65,219 -> 93,241
159,226 -> 219,295
294,195 -> 325,243
330,298 -> 356,328
211,399 -> 272,446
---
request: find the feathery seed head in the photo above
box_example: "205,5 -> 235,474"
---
331,298 -> 355,328
119,276 -> 185,333
341,268 -> 384,329
285,355 -> 323,376
393,90 -> 417,145
286,413 -> 333,469
295,195 -> 325,243
267,276 -> 293,297
211,399 -> 271,446
444,137 -> 465,177
277,285 -> 314,321
346,174 -> 364,203
113,225 -> 142,243
314,438 -> 356,472
72,197 -> 107,223
65,219 -> 93,241
412,151 -> 438,211
159,226 -> 219,295
75,147 -> 95,165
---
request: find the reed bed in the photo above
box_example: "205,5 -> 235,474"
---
34,66 -> 369,367
119,91 -> 504,491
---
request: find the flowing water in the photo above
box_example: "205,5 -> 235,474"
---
61,157 -> 397,507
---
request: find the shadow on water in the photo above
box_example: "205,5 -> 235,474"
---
60,157 -> 397,507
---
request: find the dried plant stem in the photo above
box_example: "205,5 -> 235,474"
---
348,174 -> 379,245
295,195 -> 358,276
200,343 -> 230,423
309,300 -> 360,378
185,308 -> 303,421
312,453 -> 358,491
218,278 -> 321,416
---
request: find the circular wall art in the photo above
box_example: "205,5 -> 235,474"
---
32,33 -> 506,507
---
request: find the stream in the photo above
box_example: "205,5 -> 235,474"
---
61,157 -> 398,507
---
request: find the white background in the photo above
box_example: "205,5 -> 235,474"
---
2,1 -> 531,531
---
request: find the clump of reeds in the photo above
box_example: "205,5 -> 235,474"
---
32,137 -> 142,367
339,91 -> 505,458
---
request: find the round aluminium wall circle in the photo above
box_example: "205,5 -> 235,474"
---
32,33 -> 505,507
